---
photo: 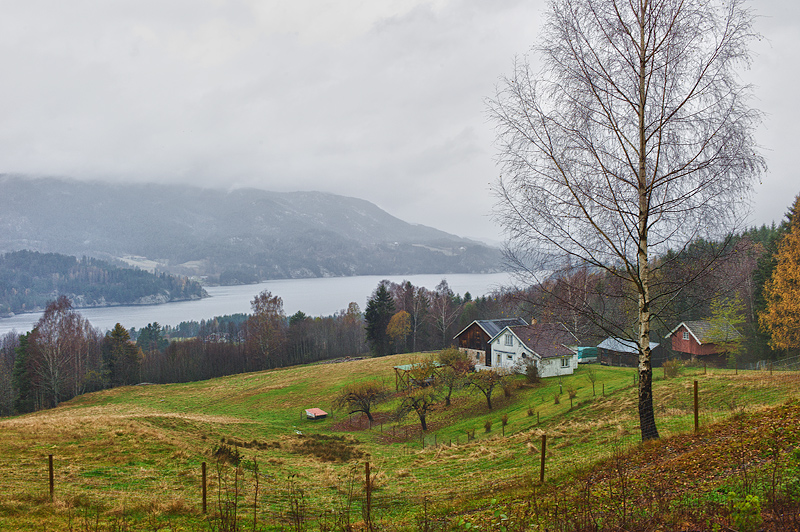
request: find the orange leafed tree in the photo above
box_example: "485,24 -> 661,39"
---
386,310 -> 411,352
760,195 -> 800,352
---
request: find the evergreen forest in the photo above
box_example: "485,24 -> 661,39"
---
0,250 -> 207,316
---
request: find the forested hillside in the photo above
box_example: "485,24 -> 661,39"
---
0,175 -> 503,279
0,250 -> 206,316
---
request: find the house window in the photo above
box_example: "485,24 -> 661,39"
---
507,354 -> 513,360
561,357 -> 570,368
504,334 -> 513,346
683,331 -> 689,340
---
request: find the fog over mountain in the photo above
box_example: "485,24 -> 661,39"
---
0,175 -> 502,281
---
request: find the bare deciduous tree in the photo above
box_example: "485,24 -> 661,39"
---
334,380 -> 389,423
30,296 -> 100,407
489,0 -> 764,440
246,290 -> 286,370
431,280 -> 462,348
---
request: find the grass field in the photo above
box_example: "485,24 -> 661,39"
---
1,354 -> 799,530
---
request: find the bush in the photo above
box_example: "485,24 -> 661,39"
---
212,442 -> 242,465
567,387 -> 578,399
484,420 -> 493,433
730,493 -> 762,532
524,360 -> 541,384
663,359 -> 682,378
502,379 -> 517,398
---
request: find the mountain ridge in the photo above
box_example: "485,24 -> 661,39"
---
0,175 -> 503,280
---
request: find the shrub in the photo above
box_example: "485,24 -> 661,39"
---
730,493 -> 762,532
663,359 -> 682,378
484,420 -> 493,433
567,387 -> 578,399
524,360 -> 541,384
502,379 -> 517,398
212,442 -> 242,465
553,393 -> 560,405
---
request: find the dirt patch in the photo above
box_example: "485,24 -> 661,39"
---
330,411 -> 394,432
289,433 -> 366,462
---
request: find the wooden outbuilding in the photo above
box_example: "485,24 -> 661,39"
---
667,320 -> 742,367
393,362 -> 444,391
305,408 -> 328,420
597,337 -> 666,367
454,318 -> 529,367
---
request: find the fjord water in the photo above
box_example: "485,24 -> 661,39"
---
0,272 -> 514,335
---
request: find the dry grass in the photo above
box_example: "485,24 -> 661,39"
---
1,359 -> 799,530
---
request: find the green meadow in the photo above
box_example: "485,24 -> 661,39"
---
1,354 -> 799,530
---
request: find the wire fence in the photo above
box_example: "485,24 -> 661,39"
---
2,364 -> 800,528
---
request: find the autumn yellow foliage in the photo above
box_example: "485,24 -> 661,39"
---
760,195 -> 800,351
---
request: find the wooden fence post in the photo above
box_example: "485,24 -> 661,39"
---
365,461 -> 372,531
539,434 -> 547,483
48,454 -> 54,503
694,380 -> 699,433
202,462 -> 207,514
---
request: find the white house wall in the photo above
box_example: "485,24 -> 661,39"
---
489,331 -> 576,378
536,355 -> 577,378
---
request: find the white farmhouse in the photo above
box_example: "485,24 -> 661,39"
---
487,322 -> 579,378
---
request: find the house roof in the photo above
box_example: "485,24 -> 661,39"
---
667,320 -> 743,345
305,408 -> 328,418
453,318 -> 529,340
498,323 -> 578,359
597,337 -> 659,354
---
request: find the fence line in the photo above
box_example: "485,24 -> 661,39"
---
2,365 -> 799,526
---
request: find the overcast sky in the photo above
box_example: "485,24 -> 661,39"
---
0,0 -> 796,244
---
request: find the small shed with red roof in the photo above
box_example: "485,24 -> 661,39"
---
305,408 -> 328,420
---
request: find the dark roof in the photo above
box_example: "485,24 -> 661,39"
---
454,318 -> 528,340
668,320 -> 743,344
506,323 -> 577,358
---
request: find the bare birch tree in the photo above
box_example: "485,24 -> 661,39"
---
489,0 -> 764,440
432,280 -> 462,348
30,296 -> 99,407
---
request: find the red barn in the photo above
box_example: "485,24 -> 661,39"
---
667,321 -> 742,367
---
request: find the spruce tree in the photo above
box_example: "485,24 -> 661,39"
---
365,282 -> 395,356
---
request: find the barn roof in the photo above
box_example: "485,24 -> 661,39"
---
667,320 -> 743,344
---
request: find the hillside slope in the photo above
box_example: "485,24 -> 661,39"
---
0,357 -> 798,530
0,250 -> 207,316
0,175 -> 502,279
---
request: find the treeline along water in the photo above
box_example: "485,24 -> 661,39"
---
0,272 -> 513,335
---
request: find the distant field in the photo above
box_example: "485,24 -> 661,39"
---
1,355 -> 798,530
